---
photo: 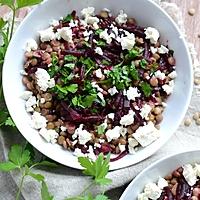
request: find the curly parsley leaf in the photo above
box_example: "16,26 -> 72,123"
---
140,82 -> 152,97
78,153 -> 112,186
41,181 -> 54,200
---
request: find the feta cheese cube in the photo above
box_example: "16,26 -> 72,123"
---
144,27 -> 160,44
56,27 -> 73,42
150,46 -> 158,54
30,112 -> 47,130
120,33 -> 136,50
81,7 -> 95,17
106,126 -> 121,142
38,27 -> 56,42
35,68 -> 55,92
158,45 -> 169,54
157,177 -> 168,189
25,95 -> 37,112
50,19 -> 59,26
140,104 -> 152,120
107,113 -> 115,120
108,86 -> 118,96
154,70 -> 166,80
138,193 -> 149,200
133,122 -> 160,147
26,39 -> 38,52
144,183 -> 162,199
115,10 -> 127,25
95,47 -> 103,56
126,87 -> 140,101
20,91 -> 33,101
162,80 -> 174,95
183,164 -> 197,186
39,128 -> 58,144
168,71 -> 177,79
120,110 -> 135,126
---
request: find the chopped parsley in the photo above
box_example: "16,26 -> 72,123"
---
140,82 -> 153,97
96,40 -> 106,47
48,54 -> 59,77
72,94 -> 97,108
63,14 -> 73,23
140,59 -> 148,69
64,55 -> 78,62
97,124 -> 106,135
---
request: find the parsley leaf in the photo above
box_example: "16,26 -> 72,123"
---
63,14 -> 73,23
94,194 -> 109,200
0,161 -> 18,172
140,82 -> 153,97
95,29 -> 103,35
8,144 -> 31,168
4,117 -> 15,127
128,48 -> 140,59
41,181 -> 54,200
16,0 -> 43,9
29,172 -> 45,182
129,65 -> 139,80
97,124 -> 106,135
64,55 -> 77,62
56,84 -> 78,95
140,59 -> 148,69
0,0 -> 15,10
0,18 -> 7,30
78,153 -> 112,186
96,40 -> 106,47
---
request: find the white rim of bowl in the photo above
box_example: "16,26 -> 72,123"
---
119,149 -> 200,200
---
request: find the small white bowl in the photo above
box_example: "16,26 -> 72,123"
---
120,150 -> 200,200
3,0 -> 193,170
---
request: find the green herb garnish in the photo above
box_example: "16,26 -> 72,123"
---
140,59 -> 148,69
140,82 -> 153,97
63,14 -> 73,23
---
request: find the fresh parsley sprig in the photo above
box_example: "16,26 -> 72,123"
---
66,153 -> 112,200
0,144 -> 57,200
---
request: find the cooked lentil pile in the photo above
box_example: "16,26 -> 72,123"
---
138,163 -> 200,200
21,7 -> 177,160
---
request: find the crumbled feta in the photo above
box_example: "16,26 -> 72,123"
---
60,126 -> 67,132
150,46 -> 158,54
35,68 -> 55,92
99,139 -> 105,143
106,126 -> 121,142
107,113 -> 115,120
40,98 -> 45,104
126,87 -> 140,101
83,30 -> 93,41
119,144 -> 126,152
115,10 -> 127,25
168,71 -> 177,79
20,91 -> 33,101
140,104 -> 152,120
120,127 -> 127,137
87,146 -> 96,160
120,33 -> 136,50
38,27 -> 56,42
81,7 -> 95,17
91,82 -> 104,92
69,20 -> 78,28
183,164 -> 197,186
133,121 -> 160,147
144,183 -> 162,199
95,47 -> 103,55
108,86 -> 118,96
72,124 -> 92,145
95,69 -> 103,79
26,39 -> 38,52
94,143 -> 101,148
97,92 -> 105,103
93,22 -> 99,30
138,193 -> 148,200
128,138 -> 139,154
162,80 -> 174,95
39,128 -> 58,144
25,95 -> 37,112
157,177 -> 168,189
120,110 -> 135,126
20,70 -> 28,76
30,112 -> 47,130
56,27 -> 73,42
73,148 -> 85,157
99,29 -> 115,44
144,27 -> 160,44
162,102 -> 167,107
158,45 -> 169,54
85,16 -> 99,25
154,70 -> 166,80
50,19 -> 59,26
194,163 -> 200,177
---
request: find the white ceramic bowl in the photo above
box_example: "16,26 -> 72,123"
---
120,150 -> 200,199
3,0 -> 193,170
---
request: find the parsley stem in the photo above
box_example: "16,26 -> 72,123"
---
16,172 -> 26,200
79,182 -> 94,196
9,8 -> 16,42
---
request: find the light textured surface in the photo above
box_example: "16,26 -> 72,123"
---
0,1 -> 200,200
